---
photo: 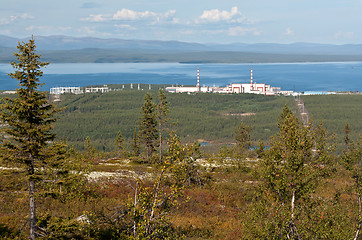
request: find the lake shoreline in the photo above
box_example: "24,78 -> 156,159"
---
1,62 -> 361,92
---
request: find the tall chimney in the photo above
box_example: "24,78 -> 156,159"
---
197,68 -> 200,91
251,68 -> 253,85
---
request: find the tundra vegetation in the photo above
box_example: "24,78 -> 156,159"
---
0,38 -> 361,239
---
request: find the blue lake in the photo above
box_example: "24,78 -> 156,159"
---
0,62 -> 361,92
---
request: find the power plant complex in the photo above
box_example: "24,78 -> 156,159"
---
49,68 -> 293,96
165,68 -> 289,95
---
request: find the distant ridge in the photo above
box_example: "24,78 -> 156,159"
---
0,35 -> 207,51
1,34 -> 362,63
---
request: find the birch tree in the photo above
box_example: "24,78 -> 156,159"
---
249,105 -> 334,239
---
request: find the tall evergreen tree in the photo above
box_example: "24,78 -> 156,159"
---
115,130 -> 127,157
116,130 -> 124,151
131,128 -> 140,157
341,124 -> 362,240
157,89 -> 169,161
0,37 -> 57,240
138,93 -> 159,162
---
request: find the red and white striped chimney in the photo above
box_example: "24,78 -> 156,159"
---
197,68 -> 200,89
251,68 -> 253,85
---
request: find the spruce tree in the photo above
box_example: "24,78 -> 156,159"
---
116,130 -> 124,150
116,130 -> 126,157
341,124 -> 362,240
157,89 -> 169,161
132,128 -> 141,157
0,37 -> 57,240
138,93 -> 158,162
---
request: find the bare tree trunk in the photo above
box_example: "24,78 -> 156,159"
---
133,181 -> 138,238
29,179 -> 36,240
29,154 -> 36,240
354,163 -> 361,240
147,168 -> 165,234
159,122 -> 162,162
146,144 -> 150,163
287,188 -> 300,240
354,195 -> 361,240
291,189 -> 295,220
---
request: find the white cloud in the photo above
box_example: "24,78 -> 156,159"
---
197,6 -> 252,24
201,29 -> 225,35
81,14 -> 109,22
114,24 -> 136,30
81,8 -> 177,25
228,26 -> 260,36
113,9 -> 151,20
25,25 -> 70,33
16,13 -> 34,21
112,8 -> 176,23
80,26 -> 97,35
75,26 -> 112,37
25,25 -> 50,31
25,25 -> 35,31
0,13 -> 34,25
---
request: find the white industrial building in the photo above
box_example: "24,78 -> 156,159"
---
220,69 -> 281,95
166,68 -> 217,93
85,85 -> 109,93
166,86 -> 217,93
50,87 -> 83,95
50,85 -> 110,95
220,82 -> 281,95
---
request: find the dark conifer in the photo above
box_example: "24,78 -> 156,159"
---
0,37 -> 57,240
131,128 -> 140,157
157,89 -> 169,161
138,93 -> 159,162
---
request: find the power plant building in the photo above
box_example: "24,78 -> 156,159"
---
165,86 -> 215,93
220,82 -> 281,95
165,68 -> 283,95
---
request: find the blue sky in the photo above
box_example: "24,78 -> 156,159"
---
1,0 -> 361,44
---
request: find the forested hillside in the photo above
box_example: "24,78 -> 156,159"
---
52,88 -> 296,151
1,38 -> 361,239
303,94 -> 361,150
52,88 -> 361,153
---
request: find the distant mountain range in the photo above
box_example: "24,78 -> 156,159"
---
1,34 -> 362,63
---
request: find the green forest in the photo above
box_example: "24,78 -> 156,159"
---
0,39 -> 361,240
52,88 -> 296,151
51,87 -> 361,154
